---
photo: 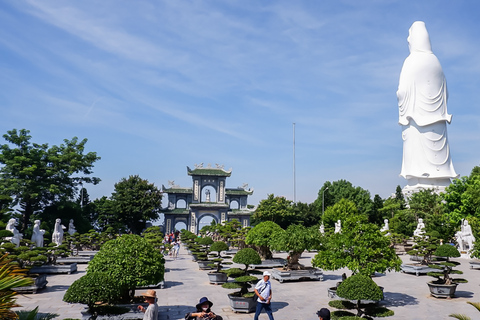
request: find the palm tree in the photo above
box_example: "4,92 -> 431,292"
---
0,253 -> 33,319
449,302 -> 480,320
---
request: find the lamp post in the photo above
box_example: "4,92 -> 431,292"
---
322,187 -> 329,223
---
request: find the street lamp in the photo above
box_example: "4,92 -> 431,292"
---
322,187 -> 329,223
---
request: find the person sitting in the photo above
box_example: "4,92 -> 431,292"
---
185,297 -> 222,320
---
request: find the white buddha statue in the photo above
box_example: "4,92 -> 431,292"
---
380,219 -> 390,236
31,220 -> 45,247
456,219 -> 475,252
413,218 -> 426,237
68,219 -> 77,235
52,218 -> 65,246
397,21 -> 458,194
319,224 -> 325,235
5,218 -> 22,247
334,220 -> 342,234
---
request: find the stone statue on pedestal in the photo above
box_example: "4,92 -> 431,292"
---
68,219 -> 77,235
319,224 -> 325,235
380,219 -> 390,236
413,218 -> 425,237
334,220 -> 342,234
397,21 -> 458,195
31,220 -> 45,247
456,219 -> 475,252
52,218 -> 65,246
6,218 -> 22,247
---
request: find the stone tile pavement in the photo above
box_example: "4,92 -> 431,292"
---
13,245 -> 480,319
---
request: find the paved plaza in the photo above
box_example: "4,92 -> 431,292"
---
13,245 -> 480,319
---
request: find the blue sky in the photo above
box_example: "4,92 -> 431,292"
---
1,1 -> 480,208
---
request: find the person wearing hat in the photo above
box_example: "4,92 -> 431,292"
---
254,271 -> 274,320
137,289 -> 158,320
185,297 -> 223,320
316,308 -> 330,320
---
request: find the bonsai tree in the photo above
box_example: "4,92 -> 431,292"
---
222,248 -> 260,297
87,234 -> 165,301
312,215 -> 401,276
142,226 -> 164,250
63,272 -> 124,319
245,221 -> 283,260
427,244 -> 467,286
336,274 -> 384,318
208,241 -> 230,273
408,231 -> 441,265
269,224 -> 320,270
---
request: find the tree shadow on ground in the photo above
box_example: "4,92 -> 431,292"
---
44,285 -> 71,292
166,268 -> 187,272
453,290 -> 474,299
322,274 -> 343,282
271,301 -> 289,312
159,305 -> 204,318
164,281 -> 183,288
382,292 -> 419,307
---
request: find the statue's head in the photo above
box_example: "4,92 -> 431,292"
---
8,218 -> 16,226
407,21 -> 432,54
464,219 -> 468,226
418,218 -> 423,223
34,220 -> 40,225
55,218 -> 61,224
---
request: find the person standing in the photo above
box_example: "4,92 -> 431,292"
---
137,289 -> 158,320
254,271 -> 274,320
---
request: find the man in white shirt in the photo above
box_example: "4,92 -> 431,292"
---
254,271 -> 274,320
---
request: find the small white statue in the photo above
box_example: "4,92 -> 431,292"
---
456,219 -> 475,252
52,218 -> 65,246
413,218 -> 426,237
6,218 -> 22,247
68,219 -> 77,235
380,219 -> 390,235
205,189 -> 211,202
319,224 -> 325,235
334,220 -> 342,234
31,220 -> 45,247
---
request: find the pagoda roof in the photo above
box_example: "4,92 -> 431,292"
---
187,165 -> 232,177
226,188 -> 254,196
162,185 -> 192,194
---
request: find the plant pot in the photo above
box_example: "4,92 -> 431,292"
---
208,272 -> 228,284
30,263 -> 77,274
197,260 -> 213,270
191,254 -> 198,261
13,274 -> 48,294
427,281 -> 458,298
227,293 -> 257,313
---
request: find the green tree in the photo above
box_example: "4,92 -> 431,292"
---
92,196 -> 122,232
270,224 -> 320,270
370,194 -> 384,226
322,199 -> 360,228
312,215 -> 401,276
444,167 -> 480,225
292,201 -> 318,227
314,180 -> 374,219
111,175 -> 162,234
336,274 -> 384,317
245,221 -> 283,260
395,185 -> 406,210
251,194 -> 296,229
87,234 -> 165,300
0,129 -> 100,231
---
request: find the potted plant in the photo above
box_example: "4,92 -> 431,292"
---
196,237 -> 214,270
333,274 -> 388,318
222,248 -> 261,313
427,244 -> 467,298
207,241 -> 230,284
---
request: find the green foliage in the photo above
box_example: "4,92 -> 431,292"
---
407,232 -> 441,265
314,180 -> 374,220
232,248 -> 261,272
15,306 -> 58,320
329,300 -> 355,310
0,129 -> 100,232
245,221 -> 283,259
142,226 -> 164,250
63,272 -> 123,313
435,244 -> 461,258
87,234 -> 165,299
337,274 -> 383,317
270,224 -> 321,269
449,301 -> 480,320
111,175 -> 162,234
312,216 -> 401,276
0,253 -> 33,319
322,199 -> 359,228
252,194 -> 296,229
210,241 -> 228,253
92,196 -> 123,232
427,244 -> 465,285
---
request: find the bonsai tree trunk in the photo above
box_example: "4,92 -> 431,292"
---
258,245 -> 273,260
286,251 -> 304,270
355,299 -> 363,317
